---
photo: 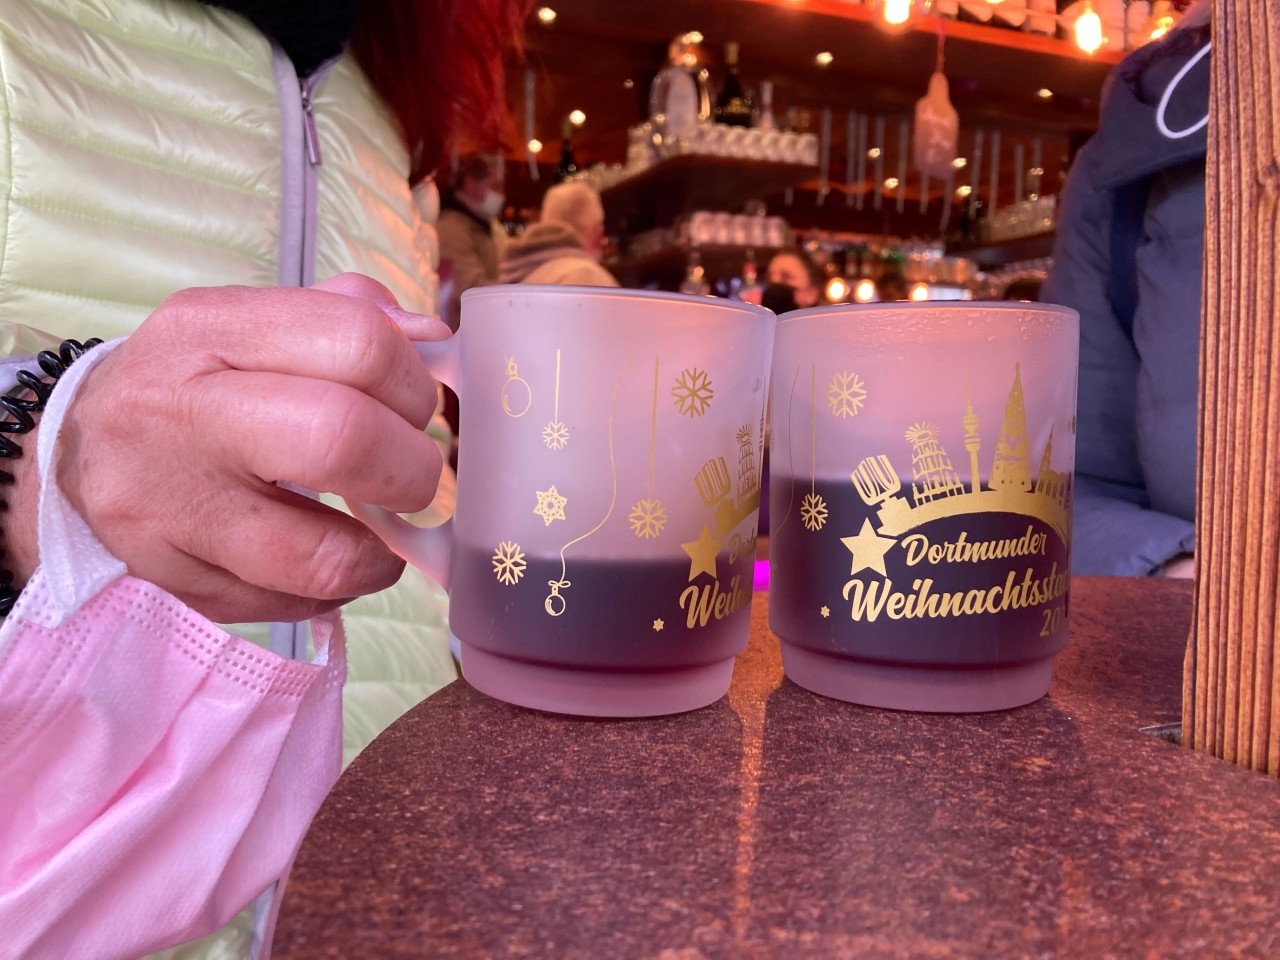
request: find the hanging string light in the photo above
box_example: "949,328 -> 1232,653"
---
1074,1 -> 1104,54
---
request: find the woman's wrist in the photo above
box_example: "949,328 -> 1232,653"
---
0,340 -> 103,614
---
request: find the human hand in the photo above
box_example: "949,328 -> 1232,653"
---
1160,553 -> 1195,579
44,274 -> 450,623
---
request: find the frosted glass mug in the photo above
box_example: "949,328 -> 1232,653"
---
352,286 -> 774,717
768,302 -> 1079,712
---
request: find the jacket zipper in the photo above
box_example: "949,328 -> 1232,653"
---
271,47 -> 336,288
269,48 -> 337,660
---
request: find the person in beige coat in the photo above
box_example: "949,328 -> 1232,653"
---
499,181 -> 619,287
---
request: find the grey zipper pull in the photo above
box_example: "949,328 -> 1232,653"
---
301,79 -> 323,166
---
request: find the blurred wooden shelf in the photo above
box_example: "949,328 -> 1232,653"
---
949,230 -> 1056,268
601,155 -> 818,215
608,243 -> 787,289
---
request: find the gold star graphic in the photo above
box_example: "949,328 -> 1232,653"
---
820,605 -> 830,618
681,523 -> 722,581
533,485 -> 568,526
653,619 -> 664,631
840,518 -> 897,578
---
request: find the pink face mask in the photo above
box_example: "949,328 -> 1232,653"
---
0,341 -> 345,959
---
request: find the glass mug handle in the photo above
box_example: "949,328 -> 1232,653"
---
345,334 -> 461,590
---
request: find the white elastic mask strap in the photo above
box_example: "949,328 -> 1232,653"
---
1155,40 -> 1211,140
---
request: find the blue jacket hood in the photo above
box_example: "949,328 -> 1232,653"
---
1090,24 -> 1210,190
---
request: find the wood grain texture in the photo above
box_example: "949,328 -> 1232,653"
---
1186,2 -> 1280,774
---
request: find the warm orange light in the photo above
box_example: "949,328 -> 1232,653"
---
825,276 -> 851,303
909,283 -> 930,302
883,0 -> 912,27
536,6 -> 557,24
854,279 -> 877,303
1146,1 -> 1177,41
1074,2 -> 1104,55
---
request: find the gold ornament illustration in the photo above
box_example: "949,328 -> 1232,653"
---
630,356 -> 668,539
800,492 -> 828,532
802,365 -> 827,531
544,577 -> 570,616
491,541 -> 526,585
501,356 -> 532,418
653,619 -> 665,631
820,605 -> 831,618
533,485 -> 568,526
543,361 -> 633,617
542,422 -> 569,450
542,347 -> 570,450
672,367 -> 714,417
629,498 -> 668,539
826,370 -> 867,419
681,523 -> 723,581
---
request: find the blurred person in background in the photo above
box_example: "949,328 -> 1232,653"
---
761,248 -> 822,315
437,151 -> 508,330
1040,0 -> 1208,577
498,181 -> 619,287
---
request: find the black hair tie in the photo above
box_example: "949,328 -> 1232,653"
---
0,338 -> 104,616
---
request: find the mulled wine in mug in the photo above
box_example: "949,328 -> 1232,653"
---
768,301 -> 1079,712
350,286 -> 774,717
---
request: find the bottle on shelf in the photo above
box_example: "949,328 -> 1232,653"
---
555,116 -> 578,183
713,41 -> 753,128
736,249 -> 763,305
755,80 -> 775,132
679,250 -> 712,297
649,32 -> 712,143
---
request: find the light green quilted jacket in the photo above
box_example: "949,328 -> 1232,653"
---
0,4 -> 458,952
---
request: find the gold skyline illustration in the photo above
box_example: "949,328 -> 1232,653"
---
850,365 -> 1072,543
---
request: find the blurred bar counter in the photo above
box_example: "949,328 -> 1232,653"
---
274,579 -> 1280,958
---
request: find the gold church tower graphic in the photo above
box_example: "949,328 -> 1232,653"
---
849,365 -> 1072,544
990,363 -> 1032,492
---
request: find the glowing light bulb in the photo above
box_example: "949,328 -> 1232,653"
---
1146,1 -> 1177,41
536,6 -> 557,24
884,177 -> 900,190
952,157 -> 968,169
909,283 -> 930,302
883,0 -> 912,27
1074,2 -> 1104,55
527,138 -> 543,153
825,276 -> 850,303
569,109 -> 586,126
815,51 -> 834,67
854,279 -> 877,303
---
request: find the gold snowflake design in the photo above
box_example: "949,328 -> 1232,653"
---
628,498 -> 669,539
827,371 -> 867,419
672,367 -> 715,418
542,420 -> 570,451
491,541 -> 526,585
533,485 -> 568,526
800,492 -> 828,532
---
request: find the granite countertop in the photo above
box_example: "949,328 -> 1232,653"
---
274,578 -> 1280,958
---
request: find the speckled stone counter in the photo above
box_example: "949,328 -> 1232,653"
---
274,579 -> 1280,958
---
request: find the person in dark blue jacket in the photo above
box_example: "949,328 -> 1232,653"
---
1041,3 -> 1209,577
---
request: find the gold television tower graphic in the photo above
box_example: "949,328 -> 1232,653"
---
904,421 -> 965,505
963,382 -> 982,495
990,363 -> 1032,492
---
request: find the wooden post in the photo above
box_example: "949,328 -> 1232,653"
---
1184,2 -> 1280,774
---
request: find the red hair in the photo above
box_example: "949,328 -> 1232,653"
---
350,0 -> 531,185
